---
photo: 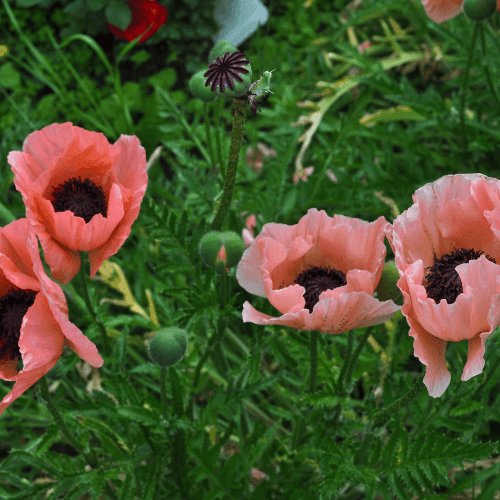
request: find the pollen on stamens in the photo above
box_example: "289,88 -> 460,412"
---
0,289 -> 38,361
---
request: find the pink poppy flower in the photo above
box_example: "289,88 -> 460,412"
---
236,209 -> 401,333
107,0 -> 168,43
421,0 -> 500,23
387,174 -> 500,397
8,122 -> 148,285
0,219 -> 103,417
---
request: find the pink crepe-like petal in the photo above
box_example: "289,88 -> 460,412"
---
409,314 -> 450,398
0,220 -> 40,291
238,208 -> 400,335
28,236 -> 103,368
389,174 -> 500,397
0,293 -> 64,417
421,0 -> 463,22
8,123 -> 147,284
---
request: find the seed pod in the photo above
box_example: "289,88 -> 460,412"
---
148,327 -> 188,368
208,40 -> 238,64
463,0 -> 497,21
375,261 -> 403,304
189,69 -> 217,102
205,40 -> 252,98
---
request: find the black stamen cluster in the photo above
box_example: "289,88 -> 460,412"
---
0,289 -> 37,361
423,247 -> 496,304
204,51 -> 250,93
51,176 -> 108,223
295,266 -> 347,313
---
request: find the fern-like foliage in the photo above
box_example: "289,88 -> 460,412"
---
370,422 -> 498,500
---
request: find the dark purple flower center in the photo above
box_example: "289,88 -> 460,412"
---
423,248 -> 495,304
51,176 -> 107,223
0,289 -> 37,360
294,266 -> 347,313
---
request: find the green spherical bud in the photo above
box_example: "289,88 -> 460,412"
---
209,40 -> 238,64
189,69 -> 217,102
148,327 -> 188,368
199,231 -> 246,274
463,0 -> 497,21
375,261 -> 403,305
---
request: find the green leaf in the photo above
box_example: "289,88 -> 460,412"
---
87,0 -> 107,10
15,0 -> 40,6
450,400 -> 483,417
105,0 -> 132,31
0,61 -> 21,89
116,406 -> 160,426
147,68 -> 178,91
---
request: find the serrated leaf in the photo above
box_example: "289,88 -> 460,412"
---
300,392 -> 339,409
116,406 -> 160,426
76,416 -> 131,460
8,450 -> 62,479
450,400 -> 483,417
32,423 -> 60,458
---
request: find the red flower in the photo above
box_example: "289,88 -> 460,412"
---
0,219 -> 103,417
237,209 -> 400,333
8,122 -> 148,285
107,0 -> 168,43
387,174 -> 500,397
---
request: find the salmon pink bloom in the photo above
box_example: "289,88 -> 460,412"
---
421,0 -> 500,22
387,174 -> 500,398
107,0 -> 168,43
8,122 -> 148,285
236,209 -> 401,333
0,219 -> 103,417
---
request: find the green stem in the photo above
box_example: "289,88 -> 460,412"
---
460,21 -> 479,161
309,331 -> 318,394
210,97 -> 248,231
342,326 -> 373,394
214,98 -> 225,178
169,367 -> 189,499
337,330 -> 354,396
479,23 -> 500,109
78,252 -> 110,356
160,366 -> 167,420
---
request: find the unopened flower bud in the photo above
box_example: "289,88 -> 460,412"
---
148,327 -> 188,368
199,231 -> 246,274
375,261 -> 403,304
189,69 -> 217,102
463,0 -> 497,21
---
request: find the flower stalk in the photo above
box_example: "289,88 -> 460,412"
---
460,21 -> 480,159
77,252 -> 110,356
210,96 -> 249,231
309,331 -> 318,393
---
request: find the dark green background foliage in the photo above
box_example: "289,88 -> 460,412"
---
1,0 -> 500,498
